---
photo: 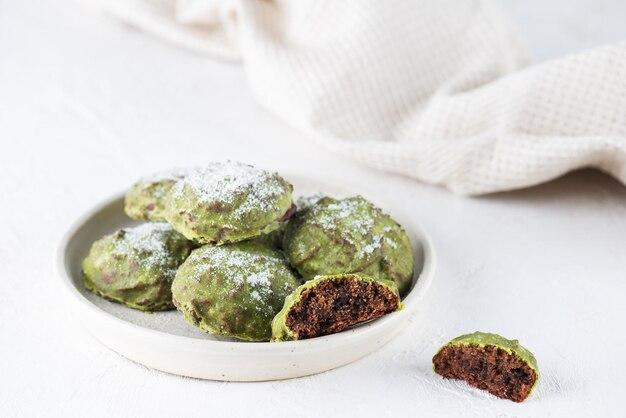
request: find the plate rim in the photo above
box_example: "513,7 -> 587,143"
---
57,181 -> 436,352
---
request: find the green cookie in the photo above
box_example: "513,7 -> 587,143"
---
283,196 -> 414,295
83,223 -> 194,311
172,241 -> 301,341
432,332 -> 539,402
272,274 -> 402,341
165,161 -> 294,245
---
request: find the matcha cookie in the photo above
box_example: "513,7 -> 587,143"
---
272,274 -> 402,341
165,161 -> 294,245
432,332 -> 539,402
125,168 -> 187,222
82,223 -> 194,311
171,241 -> 301,341
282,196 -> 414,295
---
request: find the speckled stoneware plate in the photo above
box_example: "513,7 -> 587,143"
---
57,174 -> 436,381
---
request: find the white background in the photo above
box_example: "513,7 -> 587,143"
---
1,0 -> 626,416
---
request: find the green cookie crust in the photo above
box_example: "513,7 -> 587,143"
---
164,161 -> 294,245
82,223 -> 194,311
438,332 -> 539,375
271,274 -> 402,341
433,332 -> 539,402
282,196 -> 414,295
124,169 -> 188,222
171,241 -> 301,341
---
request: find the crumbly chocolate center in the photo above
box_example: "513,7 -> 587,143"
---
433,344 -> 537,402
285,279 -> 399,339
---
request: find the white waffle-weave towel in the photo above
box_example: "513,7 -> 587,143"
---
77,0 -> 626,194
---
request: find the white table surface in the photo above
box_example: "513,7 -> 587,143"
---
2,1 -> 626,417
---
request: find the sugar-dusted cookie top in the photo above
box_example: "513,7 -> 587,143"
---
165,161 -> 294,245
283,196 -> 414,295
82,223 -> 194,311
172,240 -> 301,341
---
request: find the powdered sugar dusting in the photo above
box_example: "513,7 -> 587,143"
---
249,289 -> 262,302
113,223 -> 178,273
171,161 -> 288,218
385,237 -> 398,248
187,245 -> 287,298
320,199 -> 370,231
305,197 -> 402,257
359,234 -> 382,257
310,198 -> 374,239
247,270 -> 272,286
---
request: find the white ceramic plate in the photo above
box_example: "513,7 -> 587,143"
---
57,175 -> 436,381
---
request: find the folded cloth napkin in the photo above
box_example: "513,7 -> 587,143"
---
77,0 -> 626,194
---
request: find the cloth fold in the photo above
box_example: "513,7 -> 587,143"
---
77,0 -> 626,194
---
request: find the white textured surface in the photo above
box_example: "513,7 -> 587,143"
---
1,0 -> 626,417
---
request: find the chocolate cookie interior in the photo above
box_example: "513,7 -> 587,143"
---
433,344 -> 538,402
285,278 -> 399,339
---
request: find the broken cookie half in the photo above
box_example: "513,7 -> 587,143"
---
432,332 -> 539,402
271,274 -> 403,341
